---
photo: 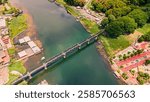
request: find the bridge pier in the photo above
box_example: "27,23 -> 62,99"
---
27,72 -> 32,79
43,63 -> 47,70
87,39 -> 90,44
62,52 -> 66,58
78,43 -> 81,49
95,36 -> 98,40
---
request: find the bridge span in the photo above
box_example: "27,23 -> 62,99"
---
12,32 -> 101,85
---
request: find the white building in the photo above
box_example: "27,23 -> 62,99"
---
27,41 -> 41,54
18,50 -> 27,58
24,36 -> 31,42
32,46 -> 41,54
19,38 -> 26,44
27,41 -> 36,48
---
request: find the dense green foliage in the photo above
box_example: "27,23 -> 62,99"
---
92,0 -> 150,38
145,59 -> 150,65
138,32 -> 150,42
122,73 -> 128,80
128,9 -> 149,26
137,71 -> 150,84
64,0 -> 86,7
127,0 -> 150,5
0,0 -> 7,4
105,16 -> 137,37
118,49 -> 143,61
8,15 -> 27,38
3,7 -> 21,16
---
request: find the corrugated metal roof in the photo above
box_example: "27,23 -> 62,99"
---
27,41 -> 36,48
32,46 -> 41,54
24,36 -> 31,42
19,38 -> 25,44
18,50 -> 27,58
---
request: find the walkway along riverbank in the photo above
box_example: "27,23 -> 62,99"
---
12,33 -> 100,85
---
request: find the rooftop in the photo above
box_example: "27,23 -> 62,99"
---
0,17 -> 6,28
18,50 -> 27,58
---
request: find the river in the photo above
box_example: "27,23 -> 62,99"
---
15,0 -> 119,85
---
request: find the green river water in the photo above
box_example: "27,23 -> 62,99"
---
18,0 -> 119,85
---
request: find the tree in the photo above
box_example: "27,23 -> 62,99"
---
106,6 -> 131,17
137,76 -> 144,84
118,16 -> 137,33
105,21 -> 124,38
91,0 -> 126,13
128,9 -> 149,26
101,18 -> 109,28
64,0 -> 86,7
105,16 -> 137,38
126,0 -> 146,5
122,73 -> 128,80
0,0 -> 7,4
138,32 -> 150,42
108,14 -> 116,22
137,49 -> 143,54
145,60 -> 150,65
92,1 -> 105,12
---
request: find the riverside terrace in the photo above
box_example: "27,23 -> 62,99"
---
11,33 -> 100,85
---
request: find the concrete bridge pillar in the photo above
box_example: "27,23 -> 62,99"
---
27,72 -> 32,79
43,63 -> 47,70
87,39 -> 90,44
95,36 -> 98,40
62,52 -> 66,58
78,44 -> 81,49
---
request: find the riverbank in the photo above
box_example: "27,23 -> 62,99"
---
10,0 -> 42,48
10,0 -> 43,71
55,0 -> 124,84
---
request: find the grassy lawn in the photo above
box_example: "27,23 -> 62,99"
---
7,60 -> 26,84
56,0 -> 79,17
56,0 -> 66,5
8,15 -> 27,38
19,81 -> 28,85
8,47 -> 16,56
137,24 -> 150,35
80,18 -> 100,34
65,5 -> 80,17
8,60 -> 26,74
100,35 -> 130,57
7,74 -> 19,85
